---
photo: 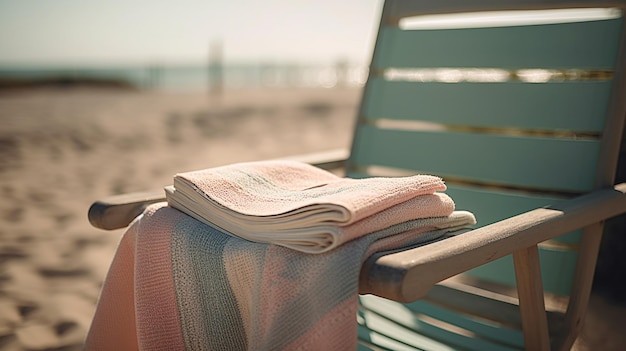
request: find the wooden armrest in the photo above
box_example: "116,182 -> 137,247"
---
359,182 -> 626,302
88,148 -> 349,230
281,148 -> 349,171
88,191 -> 166,230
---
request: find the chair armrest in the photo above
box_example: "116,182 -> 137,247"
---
282,148 -> 349,171
360,183 -> 626,303
88,191 -> 166,230
87,148 -> 349,230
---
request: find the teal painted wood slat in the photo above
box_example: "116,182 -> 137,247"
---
359,295 -> 524,351
358,323 -> 425,351
441,185 -> 579,295
373,18 -> 623,69
384,0 -> 625,20
404,300 -> 525,348
351,126 -> 601,192
462,247 -> 578,296
345,174 -> 582,295
363,78 -> 612,132
444,185 -> 563,227
358,316 -> 417,351
445,185 -> 583,244
347,171 -> 583,246
358,308 -> 449,350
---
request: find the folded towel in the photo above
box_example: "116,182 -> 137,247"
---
165,160 -> 451,253
85,203 -> 476,351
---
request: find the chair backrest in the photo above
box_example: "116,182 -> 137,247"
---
347,0 -> 625,297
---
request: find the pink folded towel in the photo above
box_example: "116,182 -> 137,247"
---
166,160 -> 454,253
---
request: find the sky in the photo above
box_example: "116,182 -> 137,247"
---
0,0 -> 382,67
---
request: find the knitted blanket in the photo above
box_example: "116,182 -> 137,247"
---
86,161 -> 476,350
86,204 -> 474,350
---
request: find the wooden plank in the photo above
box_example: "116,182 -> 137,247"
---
281,148 -> 349,171
446,184 -> 583,237
405,300 -> 525,348
554,222 -> 604,350
431,184 -> 582,294
444,185 -> 565,227
359,183 -> 626,302
362,78 -> 612,133
360,295 -> 524,350
386,0 -> 626,19
513,245 -> 551,351
357,322 -> 429,351
349,170 -> 584,241
373,18 -> 622,69
358,281 -> 563,350
425,280 -> 567,333
88,190 -> 165,230
347,165 -> 586,245
446,183 -> 581,296
358,307 -> 453,350
594,11 -> 626,188
351,126 -> 601,192
463,246 -> 579,296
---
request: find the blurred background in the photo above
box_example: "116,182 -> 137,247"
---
0,0 -> 380,91
1,1 -> 625,350
0,1 -> 380,350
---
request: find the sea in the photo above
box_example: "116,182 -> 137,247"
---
0,62 -> 367,92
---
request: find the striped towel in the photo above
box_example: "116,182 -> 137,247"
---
85,161 -> 476,350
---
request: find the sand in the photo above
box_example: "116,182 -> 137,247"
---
0,87 -> 358,350
0,86 -> 624,350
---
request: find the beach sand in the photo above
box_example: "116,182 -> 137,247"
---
0,87 -> 624,350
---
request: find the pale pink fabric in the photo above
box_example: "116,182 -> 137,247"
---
85,224 -> 139,351
175,160 -> 446,222
85,207 -> 186,351
86,161 -> 477,350
133,207 -> 185,350
86,205 -> 475,350
166,160 -> 452,253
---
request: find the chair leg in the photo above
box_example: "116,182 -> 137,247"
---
513,245 -> 551,351
555,222 -> 604,351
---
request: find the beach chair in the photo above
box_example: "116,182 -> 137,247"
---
88,0 -> 626,350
